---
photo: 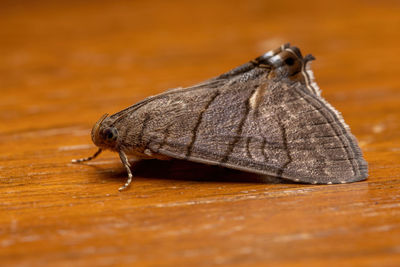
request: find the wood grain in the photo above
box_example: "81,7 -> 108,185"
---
1,0 -> 400,266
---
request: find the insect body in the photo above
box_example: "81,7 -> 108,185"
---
73,44 -> 368,191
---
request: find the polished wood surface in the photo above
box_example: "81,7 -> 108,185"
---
1,0 -> 400,266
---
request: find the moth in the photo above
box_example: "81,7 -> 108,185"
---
73,43 -> 368,191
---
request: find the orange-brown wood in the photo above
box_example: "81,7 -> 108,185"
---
1,0 -> 400,266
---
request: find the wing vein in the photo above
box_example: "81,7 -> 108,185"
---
276,119 -> 292,178
294,89 -> 358,176
220,88 -> 257,164
186,91 -> 221,158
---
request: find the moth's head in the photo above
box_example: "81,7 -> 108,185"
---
91,114 -> 119,150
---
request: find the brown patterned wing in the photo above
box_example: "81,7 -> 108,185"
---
142,78 -> 367,184
111,44 -> 367,184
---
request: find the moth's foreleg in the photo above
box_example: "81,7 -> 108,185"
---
71,148 -> 102,163
118,150 -> 134,191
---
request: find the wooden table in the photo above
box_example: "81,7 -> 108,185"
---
1,0 -> 399,266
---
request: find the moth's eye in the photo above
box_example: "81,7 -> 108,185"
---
103,127 -> 118,142
284,57 -> 295,66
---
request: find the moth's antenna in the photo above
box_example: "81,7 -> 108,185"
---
71,148 -> 102,163
72,113 -> 108,164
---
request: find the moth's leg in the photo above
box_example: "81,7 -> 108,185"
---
118,150 -> 134,191
71,148 -> 102,163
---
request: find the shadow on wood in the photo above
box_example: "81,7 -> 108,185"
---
92,159 -> 284,184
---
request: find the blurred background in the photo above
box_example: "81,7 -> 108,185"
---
1,0 -> 400,266
1,0 -> 398,136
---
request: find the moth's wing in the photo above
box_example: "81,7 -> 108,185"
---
108,44 -> 293,123
113,44 -> 367,184
138,76 -> 367,184
108,56 -> 257,123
